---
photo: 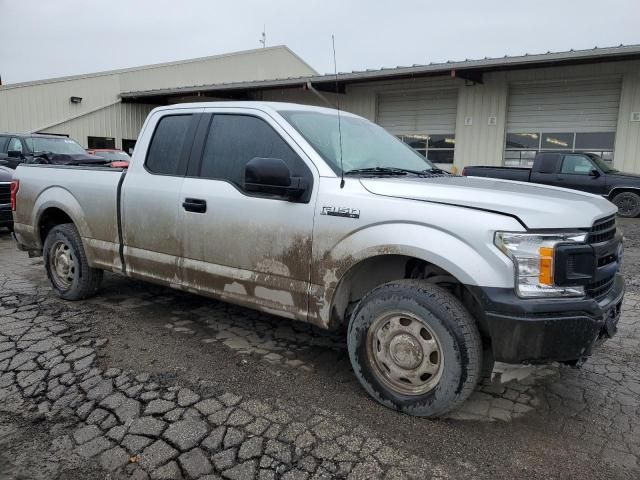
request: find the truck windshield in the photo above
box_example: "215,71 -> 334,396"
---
279,110 -> 436,175
26,137 -> 87,155
586,153 -> 618,173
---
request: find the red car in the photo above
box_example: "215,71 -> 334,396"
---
86,149 -> 131,168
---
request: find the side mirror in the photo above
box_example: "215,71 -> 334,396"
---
7,150 -> 22,158
244,157 -> 307,200
590,169 -> 601,178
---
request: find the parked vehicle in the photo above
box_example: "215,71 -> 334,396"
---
0,163 -> 13,230
0,133 -> 105,169
11,103 -> 624,417
462,152 -> 640,217
86,149 -> 131,162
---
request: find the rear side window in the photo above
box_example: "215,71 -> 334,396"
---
537,153 -> 560,173
199,115 -> 309,190
146,115 -> 192,175
0,136 -> 8,153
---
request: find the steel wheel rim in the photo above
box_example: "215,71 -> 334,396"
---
366,311 -> 444,396
617,195 -> 637,216
49,240 -> 76,290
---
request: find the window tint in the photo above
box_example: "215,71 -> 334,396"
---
0,136 -> 8,153
537,153 -> 560,173
146,115 -> 192,175
561,155 -> 594,175
8,138 -> 23,153
200,115 -> 308,190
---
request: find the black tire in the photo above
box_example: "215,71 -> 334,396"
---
612,191 -> 640,218
43,223 -> 103,300
347,280 -> 482,418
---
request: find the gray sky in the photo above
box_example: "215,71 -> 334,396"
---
1,0 -> 638,84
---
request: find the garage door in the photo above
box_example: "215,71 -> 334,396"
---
505,78 -> 622,166
377,89 -> 458,164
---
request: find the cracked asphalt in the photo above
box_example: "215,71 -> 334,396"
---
1,218 -> 639,479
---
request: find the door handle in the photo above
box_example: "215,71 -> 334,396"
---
182,198 -> 207,213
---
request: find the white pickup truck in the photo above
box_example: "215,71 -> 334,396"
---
11,102 -> 624,417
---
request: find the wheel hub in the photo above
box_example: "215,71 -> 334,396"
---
366,312 -> 444,396
49,240 -> 76,290
389,333 -> 423,369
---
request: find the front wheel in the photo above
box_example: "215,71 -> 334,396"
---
43,223 -> 103,300
347,280 -> 482,417
612,191 -> 640,218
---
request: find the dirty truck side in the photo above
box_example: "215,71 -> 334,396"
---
11,102 -> 625,418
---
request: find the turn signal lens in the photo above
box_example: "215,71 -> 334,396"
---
539,246 -> 554,285
10,180 -> 19,211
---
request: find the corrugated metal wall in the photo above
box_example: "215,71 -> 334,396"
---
614,71 -> 640,172
40,103 -> 155,148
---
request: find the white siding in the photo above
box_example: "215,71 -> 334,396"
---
506,78 -> 622,132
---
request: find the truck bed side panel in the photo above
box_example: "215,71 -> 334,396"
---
464,166 -> 531,182
13,165 -> 123,271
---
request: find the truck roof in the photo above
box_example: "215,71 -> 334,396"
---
151,101 -> 358,117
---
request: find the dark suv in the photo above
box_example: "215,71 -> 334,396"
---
0,163 -> 12,230
0,133 -> 92,169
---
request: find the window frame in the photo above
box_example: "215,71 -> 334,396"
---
189,112 -> 315,203
144,113 -> 201,177
396,133 -> 455,164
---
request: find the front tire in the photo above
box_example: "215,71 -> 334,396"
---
612,191 -> 640,218
347,280 -> 482,417
43,223 -> 103,300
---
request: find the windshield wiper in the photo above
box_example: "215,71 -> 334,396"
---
344,167 -> 450,177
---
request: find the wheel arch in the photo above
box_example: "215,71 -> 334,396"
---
33,187 -> 91,248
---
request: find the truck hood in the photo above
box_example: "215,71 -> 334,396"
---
360,176 -> 617,229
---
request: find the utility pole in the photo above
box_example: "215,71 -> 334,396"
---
259,25 -> 266,48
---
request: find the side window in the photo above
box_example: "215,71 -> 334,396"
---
561,154 -> 595,175
537,153 -> 560,173
0,136 -> 8,153
146,115 -> 192,175
199,115 -> 310,192
8,138 -> 23,153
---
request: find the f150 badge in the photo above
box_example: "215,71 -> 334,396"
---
321,206 -> 360,219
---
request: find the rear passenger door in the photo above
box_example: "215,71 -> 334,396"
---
121,109 -> 203,284
179,109 -> 317,321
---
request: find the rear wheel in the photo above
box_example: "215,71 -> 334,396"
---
612,191 -> 640,218
347,280 -> 482,417
43,223 -> 103,300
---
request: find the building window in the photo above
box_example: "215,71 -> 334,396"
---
504,131 -> 615,167
88,136 -> 115,149
397,134 -> 455,164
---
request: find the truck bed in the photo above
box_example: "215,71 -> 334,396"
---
13,164 -> 126,270
462,166 -> 531,182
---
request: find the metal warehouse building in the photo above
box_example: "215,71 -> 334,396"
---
2,44 -> 640,172
0,46 -> 317,153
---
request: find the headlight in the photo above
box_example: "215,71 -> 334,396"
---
494,232 -> 587,298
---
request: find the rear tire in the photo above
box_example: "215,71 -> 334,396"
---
612,191 -> 640,218
347,280 -> 482,418
43,223 -> 103,300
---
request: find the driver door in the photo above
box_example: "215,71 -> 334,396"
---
555,154 -> 606,194
179,110 -> 318,321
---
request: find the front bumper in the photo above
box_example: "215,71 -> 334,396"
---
469,274 -> 624,363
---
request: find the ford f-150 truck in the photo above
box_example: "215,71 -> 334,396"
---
462,152 -> 640,217
11,102 -> 624,417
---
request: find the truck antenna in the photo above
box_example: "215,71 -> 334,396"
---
332,35 -> 345,189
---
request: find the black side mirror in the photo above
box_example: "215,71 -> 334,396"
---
590,169 -> 601,178
7,150 -> 22,158
245,157 -> 307,200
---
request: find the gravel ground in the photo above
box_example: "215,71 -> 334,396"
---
0,218 -> 639,479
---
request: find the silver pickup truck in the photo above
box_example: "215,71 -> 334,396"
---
11,102 -> 625,417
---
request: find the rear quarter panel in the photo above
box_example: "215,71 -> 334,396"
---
466,166 -> 531,182
13,165 -> 122,270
